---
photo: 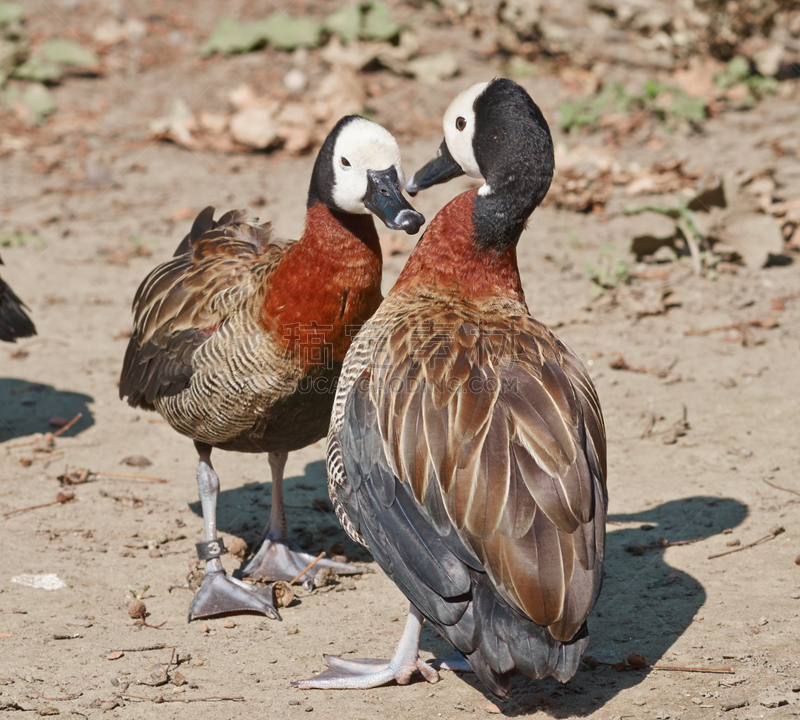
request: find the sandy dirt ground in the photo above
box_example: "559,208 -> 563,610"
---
2,1 -> 800,718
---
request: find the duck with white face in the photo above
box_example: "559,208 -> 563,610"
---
120,115 -> 424,623
296,81 -> 605,700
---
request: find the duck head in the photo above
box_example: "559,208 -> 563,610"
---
406,79 -> 554,247
308,116 -> 424,235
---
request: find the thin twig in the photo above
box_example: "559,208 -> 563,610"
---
2,491 -> 74,518
52,413 -> 82,437
763,479 -> 800,497
685,317 -> 778,336
100,490 -> 168,505
650,665 -> 733,674
110,644 -> 167,652
94,472 -> 168,483
121,693 -> 244,703
289,552 -> 326,585
708,525 -> 784,559
35,690 -> 81,701
163,647 -> 176,677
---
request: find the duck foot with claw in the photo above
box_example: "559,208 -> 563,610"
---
295,605 -> 449,690
243,534 -> 367,584
243,451 -> 367,583
188,569 -> 279,622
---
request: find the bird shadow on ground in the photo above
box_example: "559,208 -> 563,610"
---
0,377 -> 94,443
189,459 -> 373,565
418,495 -> 749,716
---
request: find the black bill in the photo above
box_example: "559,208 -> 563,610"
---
364,167 -> 425,235
405,140 -> 465,196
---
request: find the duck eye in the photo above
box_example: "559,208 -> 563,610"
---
455,117 -> 467,131
340,156 -> 351,167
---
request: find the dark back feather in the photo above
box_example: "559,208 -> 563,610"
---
119,207 -> 285,409
330,296 -> 607,698
0,257 -> 36,343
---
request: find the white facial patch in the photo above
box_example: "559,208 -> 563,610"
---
331,118 -> 404,214
442,81 -> 490,181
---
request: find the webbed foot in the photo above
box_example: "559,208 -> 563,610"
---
188,570 -> 280,622
293,653 -> 439,690
242,536 -> 368,583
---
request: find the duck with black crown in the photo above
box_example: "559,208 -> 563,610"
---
296,80 -> 607,700
120,116 -> 424,622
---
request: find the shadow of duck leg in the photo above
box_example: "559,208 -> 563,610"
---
188,443 -> 279,622
243,451 -> 368,583
293,604 -> 440,690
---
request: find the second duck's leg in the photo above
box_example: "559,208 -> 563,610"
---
293,604 -> 440,689
187,442 -> 279,622
242,451 -> 368,583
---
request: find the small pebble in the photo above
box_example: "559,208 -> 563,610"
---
192,659 -> 204,666
223,619 -> 236,629
725,539 -> 740,547
283,67 -> 307,93
199,623 -> 210,634
484,702 -> 501,714
757,616 -> 768,626
289,700 -> 300,706
720,697 -> 747,711
149,549 -> 161,558
795,554 -> 800,566
127,599 -> 146,620
760,696 -> 788,708
287,628 -> 299,635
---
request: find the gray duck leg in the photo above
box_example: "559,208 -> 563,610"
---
188,442 -> 279,622
293,604 -> 443,689
242,451 -> 367,583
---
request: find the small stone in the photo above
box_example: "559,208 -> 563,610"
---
149,549 -> 161,558
795,554 -> 800,566
283,67 -> 307,93
757,617 -> 768,626
627,652 -> 648,668
223,619 -> 236,629
121,455 -> 152,468
107,651 -> 124,660
230,107 -> 279,149
484,702 -> 502,714
127,599 -> 146,620
726,539 -> 740,547
760,696 -> 788,708
289,700 -> 300,706
193,659 -> 204,666
287,628 -> 299,635
199,623 -> 210,634
99,700 -> 121,711
227,537 -> 247,558
632,699 -> 647,706
172,670 -> 187,687
720,697 -> 747,711
312,567 -> 337,589
692,697 -> 703,704
38,707 -> 59,716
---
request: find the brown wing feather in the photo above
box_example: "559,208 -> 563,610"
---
371,302 -> 606,642
119,208 -> 287,409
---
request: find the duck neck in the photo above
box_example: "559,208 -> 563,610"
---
394,190 -> 524,301
471,158 -> 550,252
299,203 -> 382,262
